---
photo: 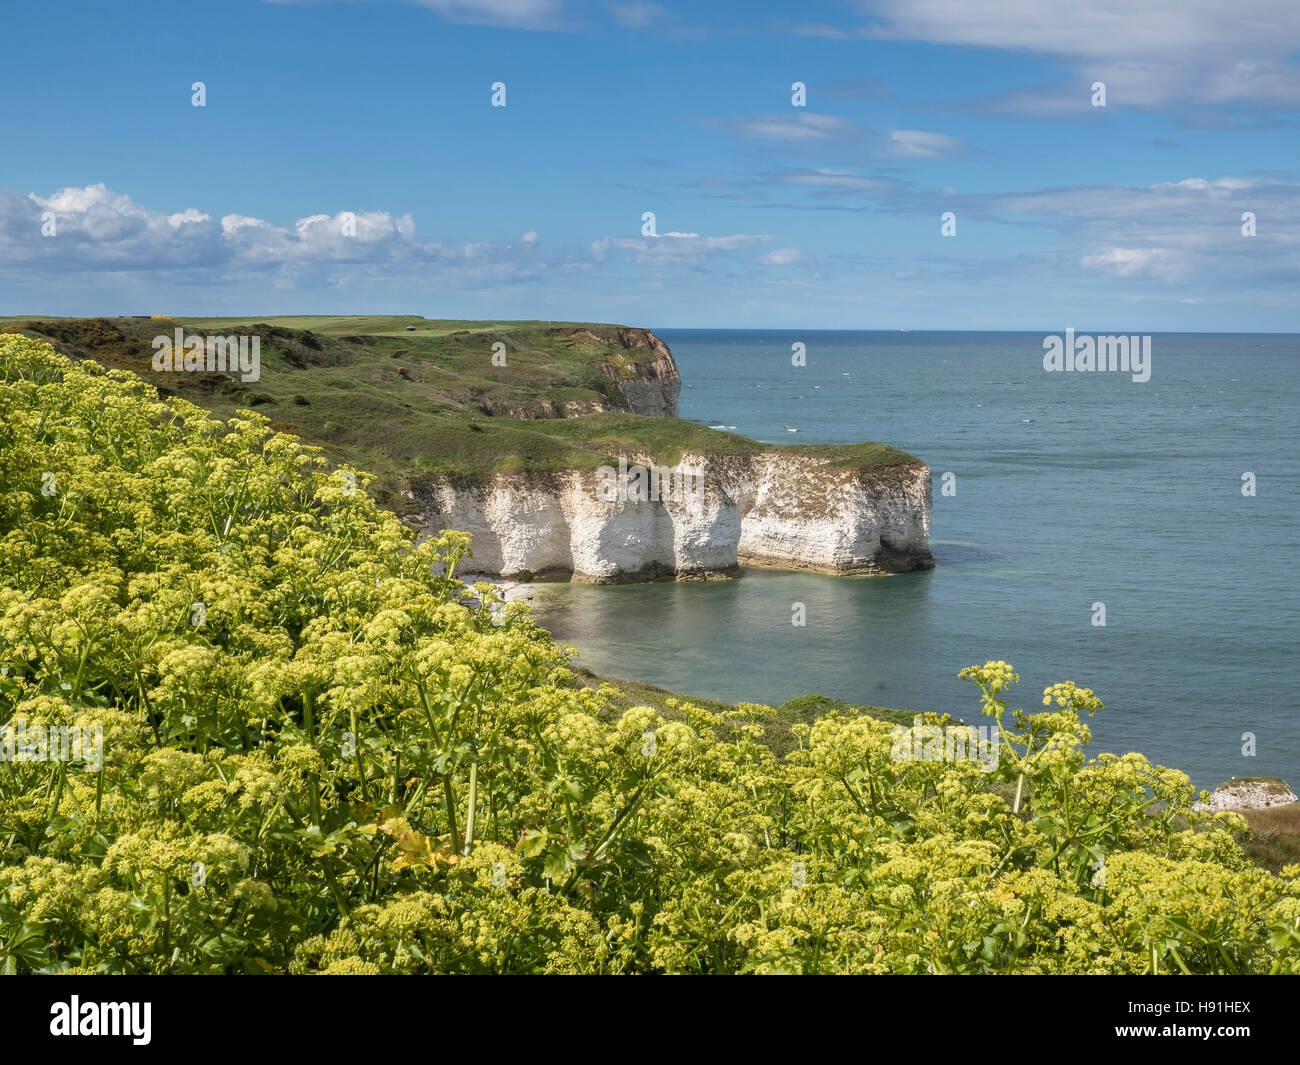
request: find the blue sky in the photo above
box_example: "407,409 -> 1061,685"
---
0,0 -> 1296,329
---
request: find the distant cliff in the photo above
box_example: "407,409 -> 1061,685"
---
478,326 -> 680,419
588,327 -> 680,417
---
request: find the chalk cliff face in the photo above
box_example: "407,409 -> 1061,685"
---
415,451 -> 933,582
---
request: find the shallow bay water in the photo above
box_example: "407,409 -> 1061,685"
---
524,330 -> 1300,791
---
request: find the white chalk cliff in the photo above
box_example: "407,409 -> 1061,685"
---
414,328 -> 933,582
416,450 -> 933,583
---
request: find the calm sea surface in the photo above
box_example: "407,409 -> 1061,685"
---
524,330 -> 1299,791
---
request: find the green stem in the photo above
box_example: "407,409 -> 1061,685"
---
415,678 -> 460,851
71,636 -> 93,700
561,771 -> 658,896
441,776 -> 461,853
47,761 -> 67,823
350,708 -> 373,806
463,759 -> 478,856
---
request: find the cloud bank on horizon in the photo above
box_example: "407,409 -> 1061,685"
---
0,0 -> 1295,330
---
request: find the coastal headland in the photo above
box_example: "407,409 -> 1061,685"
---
4,314 -> 934,582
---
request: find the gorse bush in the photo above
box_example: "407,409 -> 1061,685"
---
1,334 -> 1297,974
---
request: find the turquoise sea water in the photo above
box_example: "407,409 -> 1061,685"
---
525,330 -> 1299,791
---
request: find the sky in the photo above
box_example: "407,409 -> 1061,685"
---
0,0 -> 1296,330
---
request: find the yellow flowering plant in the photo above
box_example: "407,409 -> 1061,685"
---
1,334 -> 1296,974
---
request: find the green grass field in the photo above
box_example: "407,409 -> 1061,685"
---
175,315 -> 606,337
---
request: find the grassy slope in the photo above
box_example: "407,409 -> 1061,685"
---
572,667 -> 932,759
1,316 -> 921,517
1239,806 -> 1300,873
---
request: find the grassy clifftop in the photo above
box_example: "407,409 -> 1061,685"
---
0,315 -> 922,516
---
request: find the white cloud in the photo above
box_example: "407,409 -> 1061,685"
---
791,21 -> 857,40
594,230 -> 774,264
221,214 -> 272,235
1080,247 -> 1177,278
757,247 -> 802,265
853,0 -> 1295,63
703,116 -> 978,159
973,174 -> 1298,284
784,169 -> 894,193
990,175 -> 1271,237
1156,178 -> 1252,194
166,208 -> 212,227
3,185 -> 491,282
264,0 -> 571,30
703,112 -> 868,142
837,0 -> 1300,108
1,184 -> 781,296
606,1 -> 664,28
19,184 -> 227,267
408,0 -> 563,30
888,129 -> 970,159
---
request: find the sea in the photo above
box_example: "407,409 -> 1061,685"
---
523,330 -> 1299,792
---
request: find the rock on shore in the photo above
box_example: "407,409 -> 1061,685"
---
1193,777 -> 1299,812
